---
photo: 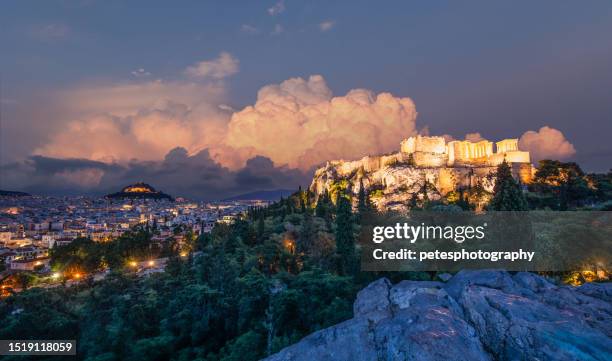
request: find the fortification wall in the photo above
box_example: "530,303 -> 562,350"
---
413,152 -> 448,167
401,135 -> 446,154
488,151 -> 530,166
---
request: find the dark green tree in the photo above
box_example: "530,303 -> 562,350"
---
334,196 -> 355,275
490,160 -> 529,211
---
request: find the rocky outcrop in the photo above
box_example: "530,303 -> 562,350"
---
263,271 -> 612,361
310,159 -> 497,211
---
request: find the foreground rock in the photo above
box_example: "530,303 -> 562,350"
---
263,271 -> 612,361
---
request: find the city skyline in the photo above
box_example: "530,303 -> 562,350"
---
1,0 -> 611,200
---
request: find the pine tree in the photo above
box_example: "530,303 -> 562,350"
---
490,160 -> 529,211
335,196 -> 355,275
357,178 -> 374,223
298,209 -> 314,254
257,214 -> 265,242
315,189 -> 330,217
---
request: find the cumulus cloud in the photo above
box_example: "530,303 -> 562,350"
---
465,132 -> 484,142
319,20 -> 335,32
184,52 -> 239,79
519,126 -> 576,161
268,0 -> 285,16
34,80 -> 230,162
225,75 -> 418,170
28,73 -> 418,198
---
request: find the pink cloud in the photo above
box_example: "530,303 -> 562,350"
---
519,126 -> 576,161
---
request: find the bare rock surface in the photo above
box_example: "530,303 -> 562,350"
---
263,270 -> 612,361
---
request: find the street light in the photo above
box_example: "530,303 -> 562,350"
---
52,272 -> 61,280
148,260 -> 155,267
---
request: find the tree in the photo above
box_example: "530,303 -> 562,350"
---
334,196 -> 355,275
357,178 -> 371,216
15,272 -> 35,290
315,189 -> 331,218
490,160 -> 528,211
257,214 -> 266,242
298,211 -> 314,254
531,160 -> 595,209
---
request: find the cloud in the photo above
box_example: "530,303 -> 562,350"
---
465,132 -> 484,142
1,151 -> 308,200
31,74 -> 418,187
29,23 -> 70,41
241,24 -> 260,34
519,126 -> 576,161
184,52 -> 239,79
268,0 -> 285,16
34,79 -> 230,162
131,68 -> 151,77
225,75 -> 418,170
319,20 -> 335,32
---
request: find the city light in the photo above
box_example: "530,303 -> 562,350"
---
129,261 -> 138,268
180,251 -> 188,257
52,272 -> 61,279
148,260 -> 155,267
74,273 -> 82,279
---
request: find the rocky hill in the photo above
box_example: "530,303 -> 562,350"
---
309,135 -> 534,211
264,270 -> 612,361
105,182 -> 173,201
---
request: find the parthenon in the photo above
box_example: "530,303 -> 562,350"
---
400,135 -> 530,167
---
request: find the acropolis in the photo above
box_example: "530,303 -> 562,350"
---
400,135 -> 530,168
310,135 -> 535,210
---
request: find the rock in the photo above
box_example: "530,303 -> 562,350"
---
263,271 -> 612,361
444,269 -> 516,300
353,277 -> 392,323
437,273 -> 453,282
578,282 -> 612,303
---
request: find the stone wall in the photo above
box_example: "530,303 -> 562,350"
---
401,135 -> 446,154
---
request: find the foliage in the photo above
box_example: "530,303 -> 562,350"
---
0,190 -> 370,360
489,160 -> 529,211
528,160 -> 605,209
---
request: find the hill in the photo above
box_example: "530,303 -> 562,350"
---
0,190 -> 31,197
105,182 -> 173,201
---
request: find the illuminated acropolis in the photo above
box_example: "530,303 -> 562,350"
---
399,135 -> 530,167
310,134 -> 535,209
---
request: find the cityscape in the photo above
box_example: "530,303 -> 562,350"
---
0,184 -> 269,293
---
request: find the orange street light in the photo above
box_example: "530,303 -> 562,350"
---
148,260 -> 155,267
129,261 -> 138,268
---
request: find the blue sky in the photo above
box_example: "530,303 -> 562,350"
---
1,0 -> 611,197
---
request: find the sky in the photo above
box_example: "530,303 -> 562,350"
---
1,0 -> 611,199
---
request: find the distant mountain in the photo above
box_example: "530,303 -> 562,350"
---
223,189 -> 295,201
0,190 -> 31,197
105,182 -> 173,201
